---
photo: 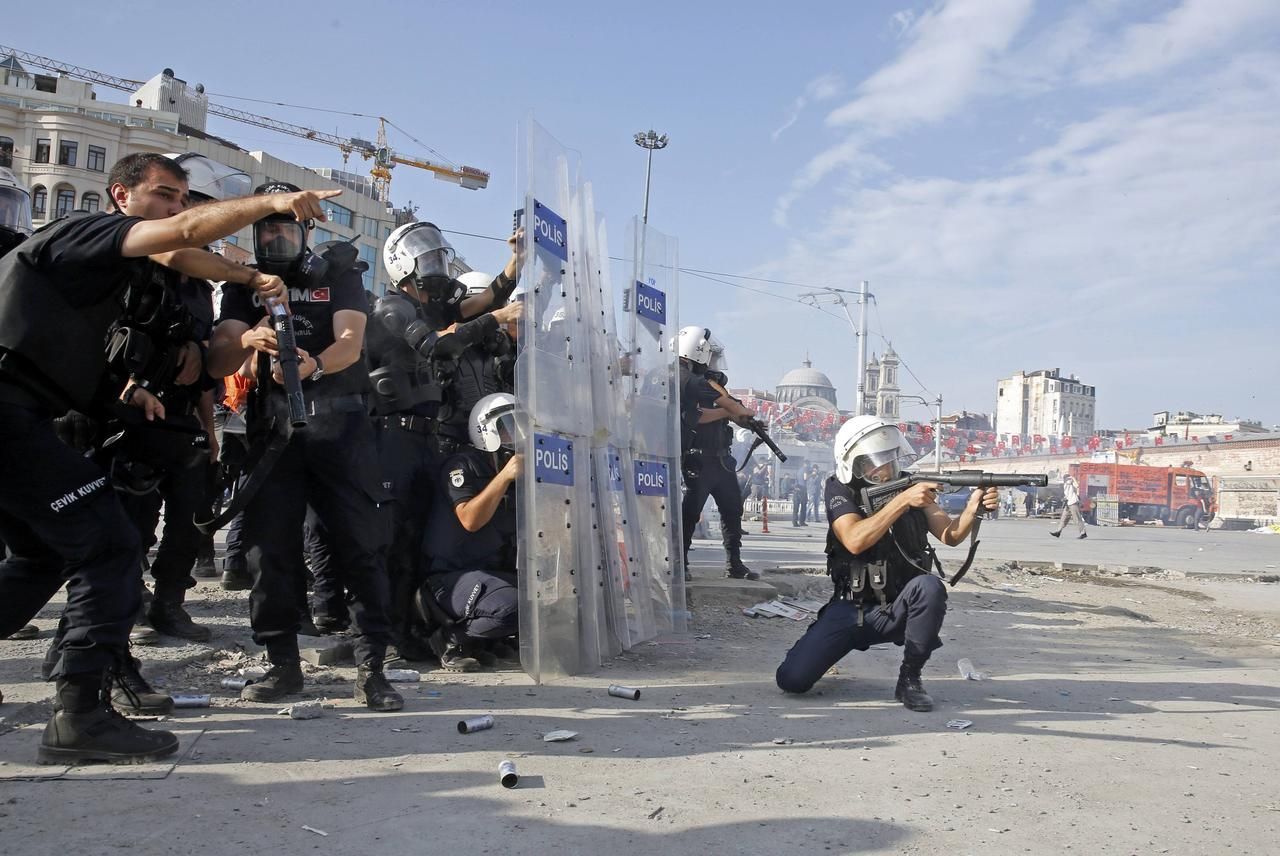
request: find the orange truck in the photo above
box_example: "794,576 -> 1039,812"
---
1070,462 -> 1213,527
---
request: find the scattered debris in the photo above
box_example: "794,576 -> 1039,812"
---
946,719 -> 974,730
171,694 -> 210,708
301,825 -> 328,837
957,658 -> 987,681
543,730 -> 579,743
384,669 -> 421,683
772,737 -> 794,745
648,806 -> 665,820
499,759 -> 519,789
279,700 -> 325,720
608,684 -> 642,701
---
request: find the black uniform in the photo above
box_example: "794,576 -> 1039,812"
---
423,447 -> 518,640
219,267 -> 392,667
365,291 -> 506,644
0,212 -> 149,678
116,271 -> 216,606
679,373 -> 746,571
775,477 -> 948,694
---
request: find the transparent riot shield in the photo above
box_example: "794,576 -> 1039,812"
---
623,217 -> 688,635
578,187 -> 640,655
514,118 -> 598,682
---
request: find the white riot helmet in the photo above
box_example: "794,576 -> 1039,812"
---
833,415 -> 917,484
677,326 -> 714,366
0,167 -> 33,237
382,222 -> 462,305
469,392 -> 522,453
456,270 -> 493,297
165,153 -> 251,203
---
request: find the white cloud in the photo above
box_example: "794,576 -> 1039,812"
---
774,0 -> 1034,224
771,72 -> 844,142
744,53 -> 1280,423
889,9 -> 917,37
1080,0 -> 1279,83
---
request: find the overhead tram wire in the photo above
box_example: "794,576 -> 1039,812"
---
870,296 -> 934,398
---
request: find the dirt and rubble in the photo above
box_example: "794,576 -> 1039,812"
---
2,563 -> 1279,855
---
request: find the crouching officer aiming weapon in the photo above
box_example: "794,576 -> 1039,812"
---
775,416 -> 1012,711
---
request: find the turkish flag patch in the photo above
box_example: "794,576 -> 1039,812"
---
309,287 -> 330,302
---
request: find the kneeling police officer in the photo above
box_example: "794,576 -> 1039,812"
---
207,182 -> 401,711
775,416 -> 997,711
416,393 -> 522,670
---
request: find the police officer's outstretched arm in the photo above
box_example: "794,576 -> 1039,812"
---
927,486 -> 999,547
118,189 -> 341,258
458,229 -> 524,320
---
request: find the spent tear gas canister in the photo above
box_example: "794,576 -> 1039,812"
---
458,715 -> 495,734
171,694 -> 211,708
499,760 -> 519,789
608,684 -> 642,700
220,677 -> 251,690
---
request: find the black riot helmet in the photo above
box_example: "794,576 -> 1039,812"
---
252,181 -> 312,276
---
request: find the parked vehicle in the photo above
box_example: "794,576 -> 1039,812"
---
1070,462 -> 1213,527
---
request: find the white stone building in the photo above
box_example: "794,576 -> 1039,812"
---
0,60 -> 417,295
1149,411 -> 1267,441
861,346 -> 901,419
995,368 -> 1096,440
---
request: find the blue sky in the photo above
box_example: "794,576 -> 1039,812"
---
8,0 -> 1279,428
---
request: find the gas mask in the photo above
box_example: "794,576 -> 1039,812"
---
253,217 -> 308,276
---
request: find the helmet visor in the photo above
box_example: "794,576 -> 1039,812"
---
0,186 -> 33,235
398,225 -> 455,268
176,154 -> 252,203
851,427 -> 918,483
254,218 -> 306,265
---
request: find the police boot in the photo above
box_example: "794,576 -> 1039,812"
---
193,541 -> 218,579
894,661 -> 934,712
130,588 -> 159,646
240,655 -> 304,703
220,564 -> 253,592
355,665 -> 404,712
147,598 -> 212,643
724,549 -> 760,581
111,657 -> 175,715
428,629 -> 481,673
39,671 -> 179,766
4,623 -> 39,640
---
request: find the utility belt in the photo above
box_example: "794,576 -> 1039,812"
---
303,393 -> 366,417
829,557 -> 892,616
381,413 -> 465,454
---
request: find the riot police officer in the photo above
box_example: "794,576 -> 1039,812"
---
416,393 -> 522,669
0,152 -> 310,763
366,224 -> 520,661
0,166 -> 32,259
775,416 -> 997,711
677,326 -> 758,580
206,181 -> 401,712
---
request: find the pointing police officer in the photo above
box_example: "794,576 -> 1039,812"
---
207,181 -> 402,712
0,153 -> 321,764
366,223 -> 520,662
677,326 -> 758,581
775,416 -> 998,711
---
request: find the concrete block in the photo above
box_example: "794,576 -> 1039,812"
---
298,635 -> 354,667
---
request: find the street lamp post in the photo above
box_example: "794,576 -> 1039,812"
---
798,285 -> 873,415
634,129 -> 669,224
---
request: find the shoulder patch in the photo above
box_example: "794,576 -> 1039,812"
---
449,468 -> 466,488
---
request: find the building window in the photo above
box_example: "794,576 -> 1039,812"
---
86,145 -> 107,172
35,138 -> 51,164
361,216 -> 380,239
58,139 -> 78,167
313,227 -> 334,245
31,185 -> 47,218
80,191 -> 101,213
55,187 -> 76,218
0,136 -> 13,169
320,201 -> 353,229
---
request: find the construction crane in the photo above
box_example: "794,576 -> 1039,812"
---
0,44 -> 489,201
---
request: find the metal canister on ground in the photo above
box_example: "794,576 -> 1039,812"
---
499,759 -> 519,788
220,677 -> 251,690
458,715 -> 495,734
171,694 -> 211,708
608,684 -> 642,701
